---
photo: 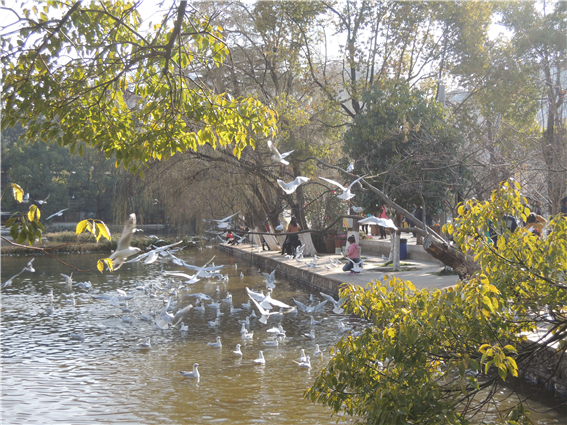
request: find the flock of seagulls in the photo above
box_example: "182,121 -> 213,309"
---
3,209 -> 367,388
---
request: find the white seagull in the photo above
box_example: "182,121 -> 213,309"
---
2,258 -> 36,288
319,292 -> 345,314
233,344 -> 243,356
109,213 -> 142,270
138,337 -> 151,349
293,298 -> 328,314
60,273 -> 73,291
45,208 -> 69,220
346,161 -> 355,173
294,356 -> 311,368
250,296 -> 283,325
313,344 -> 323,357
253,351 -> 266,365
207,336 -> 222,348
179,363 -> 200,381
267,140 -> 294,165
319,175 -> 365,200
303,329 -> 316,339
277,176 -> 310,194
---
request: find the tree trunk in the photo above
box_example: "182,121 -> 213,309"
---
423,234 -> 479,279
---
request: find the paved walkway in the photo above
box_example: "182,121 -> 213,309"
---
230,242 -> 459,291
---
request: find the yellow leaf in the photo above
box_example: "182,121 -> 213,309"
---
97,259 -> 104,273
11,183 -> 24,202
479,344 -> 491,353
76,220 -> 89,235
27,204 -> 40,221
96,221 -> 111,242
104,258 -> 114,272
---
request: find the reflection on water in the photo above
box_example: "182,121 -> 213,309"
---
2,250 -> 565,424
2,250 -> 350,424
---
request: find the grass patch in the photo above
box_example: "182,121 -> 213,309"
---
1,233 -> 203,256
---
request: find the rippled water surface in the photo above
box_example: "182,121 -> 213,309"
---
2,250 -> 350,424
2,249 -> 565,424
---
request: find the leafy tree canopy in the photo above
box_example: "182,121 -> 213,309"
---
344,80 -> 459,214
307,180 -> 567,424
1,1 -> 278,176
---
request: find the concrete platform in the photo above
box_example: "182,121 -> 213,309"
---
219,243 -> 458,297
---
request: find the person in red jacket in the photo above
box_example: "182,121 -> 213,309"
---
342,235 -> 361,275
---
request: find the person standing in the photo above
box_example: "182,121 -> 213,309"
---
378,206 -> 388,239
287,217 -> 301,254
342,235 -> 361,275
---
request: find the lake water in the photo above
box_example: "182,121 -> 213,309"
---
1,249 -> 565,424
1,249 -> 351,424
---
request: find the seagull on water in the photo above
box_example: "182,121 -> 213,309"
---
242,329 -> 254,340
233,344 -> 243,356
179,363 -> 200,381
109,213 -> 142,270
277,176 -> 309,194
313,344 -> 323,357
254,351 -> 266,365
138,337 -> 151,349
303,329 -> 316,339
207,336 -> 222,348
319,175 -> 365,200
262,339 -> 279,347
294,356 -> 311,368
299,349 -> 307,363
69,330 -> 85,341
267,140 -> 294,165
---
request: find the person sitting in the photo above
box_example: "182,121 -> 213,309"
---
342,235 -> 361,275
524,213 -> 546,238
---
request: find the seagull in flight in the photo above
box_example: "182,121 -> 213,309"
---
319,175 -> 365,200
249,296 -> 282,325
60,273 -> 73,291
319,292 -> 345,314
179,363 -> 200,381
277,177 -> 309,194
352,206 -> 364,213
293,298 -> 328,314
267,140 -> 294,165
109,213 -> 142,270
204,212 -> 240,230
45,208 -> 69,220
2,258 -> 35,288
35,194 -> 50,205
